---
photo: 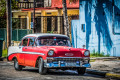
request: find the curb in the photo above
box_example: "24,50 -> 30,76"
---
86,69 -> 120,79
90,57 -> 120,60
106,73 -> 120,79
86,69 -> 106,76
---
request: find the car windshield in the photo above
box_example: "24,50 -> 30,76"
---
37,36 -> 71,47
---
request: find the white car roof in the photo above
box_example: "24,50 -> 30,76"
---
23,33 -> 69,39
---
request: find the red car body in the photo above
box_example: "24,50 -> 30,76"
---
8,33 -> 91,74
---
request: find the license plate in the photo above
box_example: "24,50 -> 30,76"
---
66,63 -> 76,66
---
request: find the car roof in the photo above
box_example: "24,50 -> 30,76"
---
23,33 -> 69,39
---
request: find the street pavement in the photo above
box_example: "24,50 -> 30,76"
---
0,61 -> 109,80
89,59 -> 120,74
88,59 -> 120,79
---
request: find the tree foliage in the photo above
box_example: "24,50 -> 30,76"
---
0,0 -> 6,17
0,0 -> 18,17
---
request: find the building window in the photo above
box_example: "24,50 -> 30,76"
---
21,18 -> 27,29
35,17 -> 41,33
47,17 -> 52,31
54,17 -> 57,31
114,11 -> 120,34
24,0 -> 28,2
71,15 -> 79,20
81,24 -> 85,32
12,18 -> 27,29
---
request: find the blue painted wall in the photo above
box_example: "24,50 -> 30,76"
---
71,0 -> 120,56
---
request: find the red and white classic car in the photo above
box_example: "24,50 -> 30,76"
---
8,33 -> 91,75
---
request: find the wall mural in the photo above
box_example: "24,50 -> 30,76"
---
71,0 -> 120,56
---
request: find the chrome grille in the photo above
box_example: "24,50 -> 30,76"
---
54,58 -> 81,61
47,57 -> 83,63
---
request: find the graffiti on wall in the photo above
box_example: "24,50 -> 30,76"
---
71,0 -> 120,56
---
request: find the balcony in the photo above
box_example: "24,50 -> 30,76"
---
15,2 -> 44,9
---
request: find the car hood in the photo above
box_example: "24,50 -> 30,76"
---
46,46 -> 82,57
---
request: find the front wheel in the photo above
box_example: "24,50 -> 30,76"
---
38,58 -> 47,75
77,67 -> 86,75
14,58 -> 22,71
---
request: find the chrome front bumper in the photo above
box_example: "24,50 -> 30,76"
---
44,57 -> 91,68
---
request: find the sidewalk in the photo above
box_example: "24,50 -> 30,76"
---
90,57 -> 120,60
87,58 -> 120,79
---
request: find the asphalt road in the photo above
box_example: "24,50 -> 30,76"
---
0,61 -> 109,80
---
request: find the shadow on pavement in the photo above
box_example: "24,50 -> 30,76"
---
22,68 -> 105,78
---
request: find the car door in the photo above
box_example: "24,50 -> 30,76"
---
17,38 -> 28,65
23,37 -> 36,66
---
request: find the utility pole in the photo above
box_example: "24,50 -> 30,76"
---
62,0 -> 69,37
33,0 -> 36,33
6,0 -> 12,47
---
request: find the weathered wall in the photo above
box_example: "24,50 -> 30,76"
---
71,0 -> 120,56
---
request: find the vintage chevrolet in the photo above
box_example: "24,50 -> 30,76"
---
8,33 -> 91,75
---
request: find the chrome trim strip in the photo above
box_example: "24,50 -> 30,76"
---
47,57 -> 90,59
21,52 -> 45,55
9,52 -> 45,56
45,57 -> 91,68
83,57 -> 90,59
44,63 -> 91,68
47,57 -> 82,58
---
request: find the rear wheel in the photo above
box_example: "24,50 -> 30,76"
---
77,67 -> 86,75
38,58 -> 47,75
14,58 -> 22,71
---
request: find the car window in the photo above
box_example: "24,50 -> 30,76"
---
29,37 -> 35,46
37,36 -> 71,47
22,38 -> 28,46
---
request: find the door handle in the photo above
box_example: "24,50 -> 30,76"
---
19,46 -> 23,49
25,48 -> 27,49
19,47 -> 21,49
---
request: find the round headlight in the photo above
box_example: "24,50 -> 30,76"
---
48,50 -> 54,56
84,51 -> 90,56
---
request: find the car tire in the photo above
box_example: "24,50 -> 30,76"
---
38,58 -> 47,75
14,58 -> 22,71
77,67 -> 86,75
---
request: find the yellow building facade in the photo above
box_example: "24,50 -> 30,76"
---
12,9 -> 79,37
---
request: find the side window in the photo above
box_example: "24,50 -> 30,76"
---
29,37 -> 35,46
22,38 -> 28,46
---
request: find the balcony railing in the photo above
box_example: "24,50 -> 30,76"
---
16,2 -> 44,9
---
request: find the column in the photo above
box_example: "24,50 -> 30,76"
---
28,11 -> 31,29
41,10 -> 46,33
57,9 -> 62,34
